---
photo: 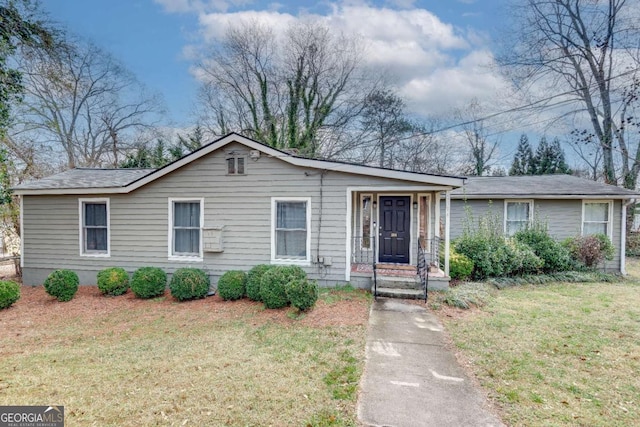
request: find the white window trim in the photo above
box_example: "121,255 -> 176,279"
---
581,200 -> 613,240
360,194 -> 373,251
168,197 -> 204,262
271,197 -> 311,266
504,199 -> 534,236
79,198 -> 110,257
226,155 -> 246,175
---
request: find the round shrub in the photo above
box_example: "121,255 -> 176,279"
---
44,269 -> 79,302
130,267 -> 167,299
97,267 -> 129,296
564,234 -> 615,268
246,264 -> 274,301
217,270 -> 247,301
286,278 -> 318,311
0,280 -> 20,309
260,265 -> 307,309
448,248 -> 474,281
513,226 -> 572,273
170,268 -> 210,301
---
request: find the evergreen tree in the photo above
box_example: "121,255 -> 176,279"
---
531,137 -> 571,174
509,134 -> 534,175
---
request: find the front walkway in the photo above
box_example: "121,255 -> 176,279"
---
357,298 -> 504,427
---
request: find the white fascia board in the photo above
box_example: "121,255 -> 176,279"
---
449,194 -> 639,200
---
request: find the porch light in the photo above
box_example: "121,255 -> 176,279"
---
372,200 -> 377,209
413,201 -> 418,209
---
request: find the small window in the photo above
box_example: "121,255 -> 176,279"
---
505,200 -> 532,236
227,156 -> 245,175
272,198 -> 310,264
583,201 -> 612,237
79,198 -> 109,256
170,199 -> 203,259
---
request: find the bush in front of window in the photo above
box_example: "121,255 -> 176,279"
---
0,280 -> 20,309
170,268 -> 210,301
513,225 -> 573,273
217,270 -> 247,301
286,278 -> 318,311
44,269 -> 79,302
130,267 -> 167,299
97,267 -> 130,296
246,264 -> 275,301
563,234 -> 615,269
260,265 -> 307,309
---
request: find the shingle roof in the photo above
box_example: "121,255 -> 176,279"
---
13,168 -> 156,191
452,175 -> 639,199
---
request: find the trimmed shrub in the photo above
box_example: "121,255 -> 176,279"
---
286,278 -> 318,311
504,239 -> 544,275
627,232 -> 640,257
246,264 -> 274,301
0,280 -> 20,309
564,234 -> 615,269
130,267 -> 167,299
170,268 -> 210,301
513,225 -> 572,273
97,267 -> 129,296
44,269 -> 79,302
217,270 -> 247,301
448,248 -> 474,281
260,265 -> 307,309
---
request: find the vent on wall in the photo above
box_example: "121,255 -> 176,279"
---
203,226 -> 224,252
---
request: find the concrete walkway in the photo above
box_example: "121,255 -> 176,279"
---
357,298 -> 505,427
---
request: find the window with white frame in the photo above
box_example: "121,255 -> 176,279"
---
582,201 -> 612,237
170,199 -> 203,258
361,194 -> 372,249
272,198 -> 310,263
505,200 -> 533,236
80,199 -> 109,256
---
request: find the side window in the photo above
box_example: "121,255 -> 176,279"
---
170,199 -> 203,259
272,198 -> 310,264
505,200 -> 532,236
80,199 -> 109,256
583,201 -> 612,237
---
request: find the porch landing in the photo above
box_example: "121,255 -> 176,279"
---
351,263 -> 449,297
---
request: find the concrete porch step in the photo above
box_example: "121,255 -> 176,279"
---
375,287 -> 425,299
375,275 -> 421,290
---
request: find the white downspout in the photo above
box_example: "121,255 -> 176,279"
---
19,195 -> 24,270
621,198 -> 635,275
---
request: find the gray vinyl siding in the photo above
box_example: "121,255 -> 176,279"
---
22,142 -> 443,286
446,198 -> 624,272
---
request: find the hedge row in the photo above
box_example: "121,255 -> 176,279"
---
217,264 -> 318,311
35,264 -> 318,311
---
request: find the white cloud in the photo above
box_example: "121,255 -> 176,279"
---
168,1 -> 513,120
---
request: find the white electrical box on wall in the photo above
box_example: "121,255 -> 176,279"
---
203,226 -> 224,252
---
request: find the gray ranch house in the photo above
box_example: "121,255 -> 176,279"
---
446,175 -> 639,274
14,133 -> 464,292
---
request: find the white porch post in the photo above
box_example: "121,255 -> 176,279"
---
434,191 -> 441,240
345,189 -> 353,282
445,190 -> 451,277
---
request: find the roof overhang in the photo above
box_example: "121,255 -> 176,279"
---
15,133 -> 466,196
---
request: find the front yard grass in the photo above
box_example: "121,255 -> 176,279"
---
437,261 -> 640,426
0,286 -> 370,426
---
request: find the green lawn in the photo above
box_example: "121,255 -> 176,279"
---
0,287 -> 369,426
437,262 -> 640,426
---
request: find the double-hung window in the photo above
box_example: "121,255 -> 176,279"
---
272,198 -> 310,264
582,201 -> 612,238
504,200 -> 533,236
169,198 -> 203,260
79,198 -> 109,256
227,156 -> 245,175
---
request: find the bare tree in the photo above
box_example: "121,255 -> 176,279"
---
500,0 -> 640,187
455,99 -> 499,176
14,37 -> 164,168
197,20 -> 375,157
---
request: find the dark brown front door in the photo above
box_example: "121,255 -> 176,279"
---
379,196 -> 411,264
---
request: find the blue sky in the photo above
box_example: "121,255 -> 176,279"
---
43,0 -> 509,128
